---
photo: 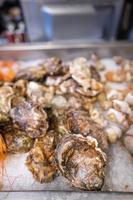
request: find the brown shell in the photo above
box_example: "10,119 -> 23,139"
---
26,81 -> 54,107
65,109 -> 108,150
56,134 -> 107,190
43,57 -> 62,75
10,101 -> 48,138
15,65 -> 46,81
0,85 -> 14,124
26,130 -> 58,183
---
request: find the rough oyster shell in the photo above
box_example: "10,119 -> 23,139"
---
123,125 -> 133,155
56,134 -> 107,190
0,85 -> 14,124
15,65 -> 46,81
65,109 -> 108,150
70,57 -> 91,90
27,81 -> 54,107
26,130 -> 58,183
10,101 -> 48,138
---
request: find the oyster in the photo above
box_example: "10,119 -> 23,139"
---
0,85 -> 14,124
65,109 -> 108,150
125,93 -> 133,106
104,124 -> 122,144
51,95 -> 68,109
113,99 -> 131,114
59,79 -> 77,94
4,128 -> 33,153
50,107 -> 68,135
15,65 -> 46,81
43,57 -> 62,75
105,108 -> 126,124
26,81 -> 54,107
123,125 -> 133,155
76,80 -> 103,97
56,134 -> 107,190
90,66 -> 101,81
70,57 -> 103,96
26,130 -> 58,183
13,79 -> 27,97
70,57 -> 91,90
10,101 -> 48,138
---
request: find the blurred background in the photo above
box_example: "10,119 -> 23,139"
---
0,0 -> 133,44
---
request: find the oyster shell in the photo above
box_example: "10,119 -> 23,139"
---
4,128 -> 33,153
15,65 -> 46,81
13,79 -> 27,97
59,79 -> 77,94
26,81 -> 54,107
43,57 -> 62,75
125,93 -> 133,106
26,130 -> 58,183
104,124 -> 122,144
70,57 -> 91,90
0,85 -> 14,124
123,125 -> 133,155
113,99 -> 131,114
65,109 -> 108,150
10,101 -> 48,138
56,134 -> 107,190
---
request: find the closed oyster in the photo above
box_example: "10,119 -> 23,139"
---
56,134 -> 107,190
13,79 -> 27,97
15,65 -> 46,81
112,99 -> 131,114
125,92 -> 133,106
51,107 -> 68,135
70,57 -> 91,90
10,101 -> 48,138
123,125 -> 133,155
0,85 -> 14,124
104,124 -> 122,144
43,57 -> 62,75
26,130 -> 58,183
90,66 -> 101,81
65,109 -> 108,150
26,81 -> 54,107
59,79 -> 77,94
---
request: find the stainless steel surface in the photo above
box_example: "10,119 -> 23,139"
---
0,41 -> 133,60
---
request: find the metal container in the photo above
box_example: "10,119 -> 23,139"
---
0,42 -> 133,200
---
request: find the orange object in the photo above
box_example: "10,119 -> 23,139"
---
0,67 -> 16,82
0,135 -> 6,161
0,61 -> 18,82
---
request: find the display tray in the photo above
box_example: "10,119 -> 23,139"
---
0,42 -> 133,195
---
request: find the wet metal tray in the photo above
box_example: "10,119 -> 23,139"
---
0,41 -> 133,200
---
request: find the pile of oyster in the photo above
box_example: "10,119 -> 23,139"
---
1,56 -> 133,191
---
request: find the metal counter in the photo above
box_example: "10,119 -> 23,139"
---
0,41 -> 133,200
